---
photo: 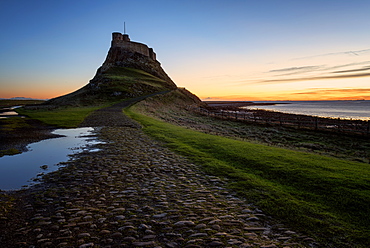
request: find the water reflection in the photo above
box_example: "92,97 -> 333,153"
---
0,127 -> 103,190
0,106 -> 22,119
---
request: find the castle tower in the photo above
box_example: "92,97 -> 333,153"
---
110,32 -> 156,61
122,34 -> 130,41
97,31 -> 177,90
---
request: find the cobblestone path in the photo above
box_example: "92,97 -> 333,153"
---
1,102 -> 317,247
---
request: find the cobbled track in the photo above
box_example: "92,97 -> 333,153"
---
2,100 -> 317,247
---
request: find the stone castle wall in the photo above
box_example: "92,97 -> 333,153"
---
111,33 -> 156,61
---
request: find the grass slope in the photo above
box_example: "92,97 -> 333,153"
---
95,67 -> 169,97
46,67 -> 172,106
16,105 -> 109,128
14,67 -> 174,127
125,105 -> 370,248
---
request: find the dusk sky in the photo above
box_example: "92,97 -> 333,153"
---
1,0 -> 370,101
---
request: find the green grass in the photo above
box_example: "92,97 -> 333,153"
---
43,67 -> 173,107
0,148 -> 21,157
105,67 -> 166,83
125,106 -> 370,247
16,105 -> 109,128
104,67 -> 168,89
0,117 -> 32,131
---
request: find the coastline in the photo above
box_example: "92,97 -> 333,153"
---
248,100 -> 370,121
204,100 -> 370,121
201,101 -> 370,136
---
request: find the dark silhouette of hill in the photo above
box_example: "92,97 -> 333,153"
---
46,67 -> 176,106
44,33 -> 195,107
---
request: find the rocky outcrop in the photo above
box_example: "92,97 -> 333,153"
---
98,46 -> 177,89
44,33 -> 179,107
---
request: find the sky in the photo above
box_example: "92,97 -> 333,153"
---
1,0 -> 370,101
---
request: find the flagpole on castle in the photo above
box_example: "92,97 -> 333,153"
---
124,22 -> 126,34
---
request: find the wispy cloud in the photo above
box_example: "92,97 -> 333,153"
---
246,59 -> 370,85
289,88 -> 370,100
325,61 -> 370,71
253,72 -> 370,84
333,66 -> 370,74
293,88 -> 370,95
292,48 -> 370,60
269,65 -> 324,76
201,88 -> 370,101
268,62 -> 370,76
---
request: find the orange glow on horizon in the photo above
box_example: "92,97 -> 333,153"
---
2,86 -> 370,102
199,87 -> 370,101
201,95 -> 370,102
1,88 -> 78,100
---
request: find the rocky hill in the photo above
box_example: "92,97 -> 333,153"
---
44,33 -> 192,107
46,67 -> 176,106
100,45 -> 176,89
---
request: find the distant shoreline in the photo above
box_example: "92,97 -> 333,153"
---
204,100 -> 370,121
199,101 -> 370,135
203,101 -> 289,108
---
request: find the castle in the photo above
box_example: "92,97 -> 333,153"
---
111,32 -> 157,61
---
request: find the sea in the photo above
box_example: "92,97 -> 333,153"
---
245,100 -> 370,121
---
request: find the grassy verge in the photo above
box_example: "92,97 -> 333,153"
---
125,106 -> 370,248
0,148 -> 21,157
16,104 -> 110,128
132,91 -> 370,163
0,118 -> 27,156
0,116 -> 32,131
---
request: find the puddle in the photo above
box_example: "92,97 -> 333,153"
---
0,127 -> 103,190
0,106 -> 23,119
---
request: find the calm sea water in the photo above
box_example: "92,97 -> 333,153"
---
246,100 -> 370,121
